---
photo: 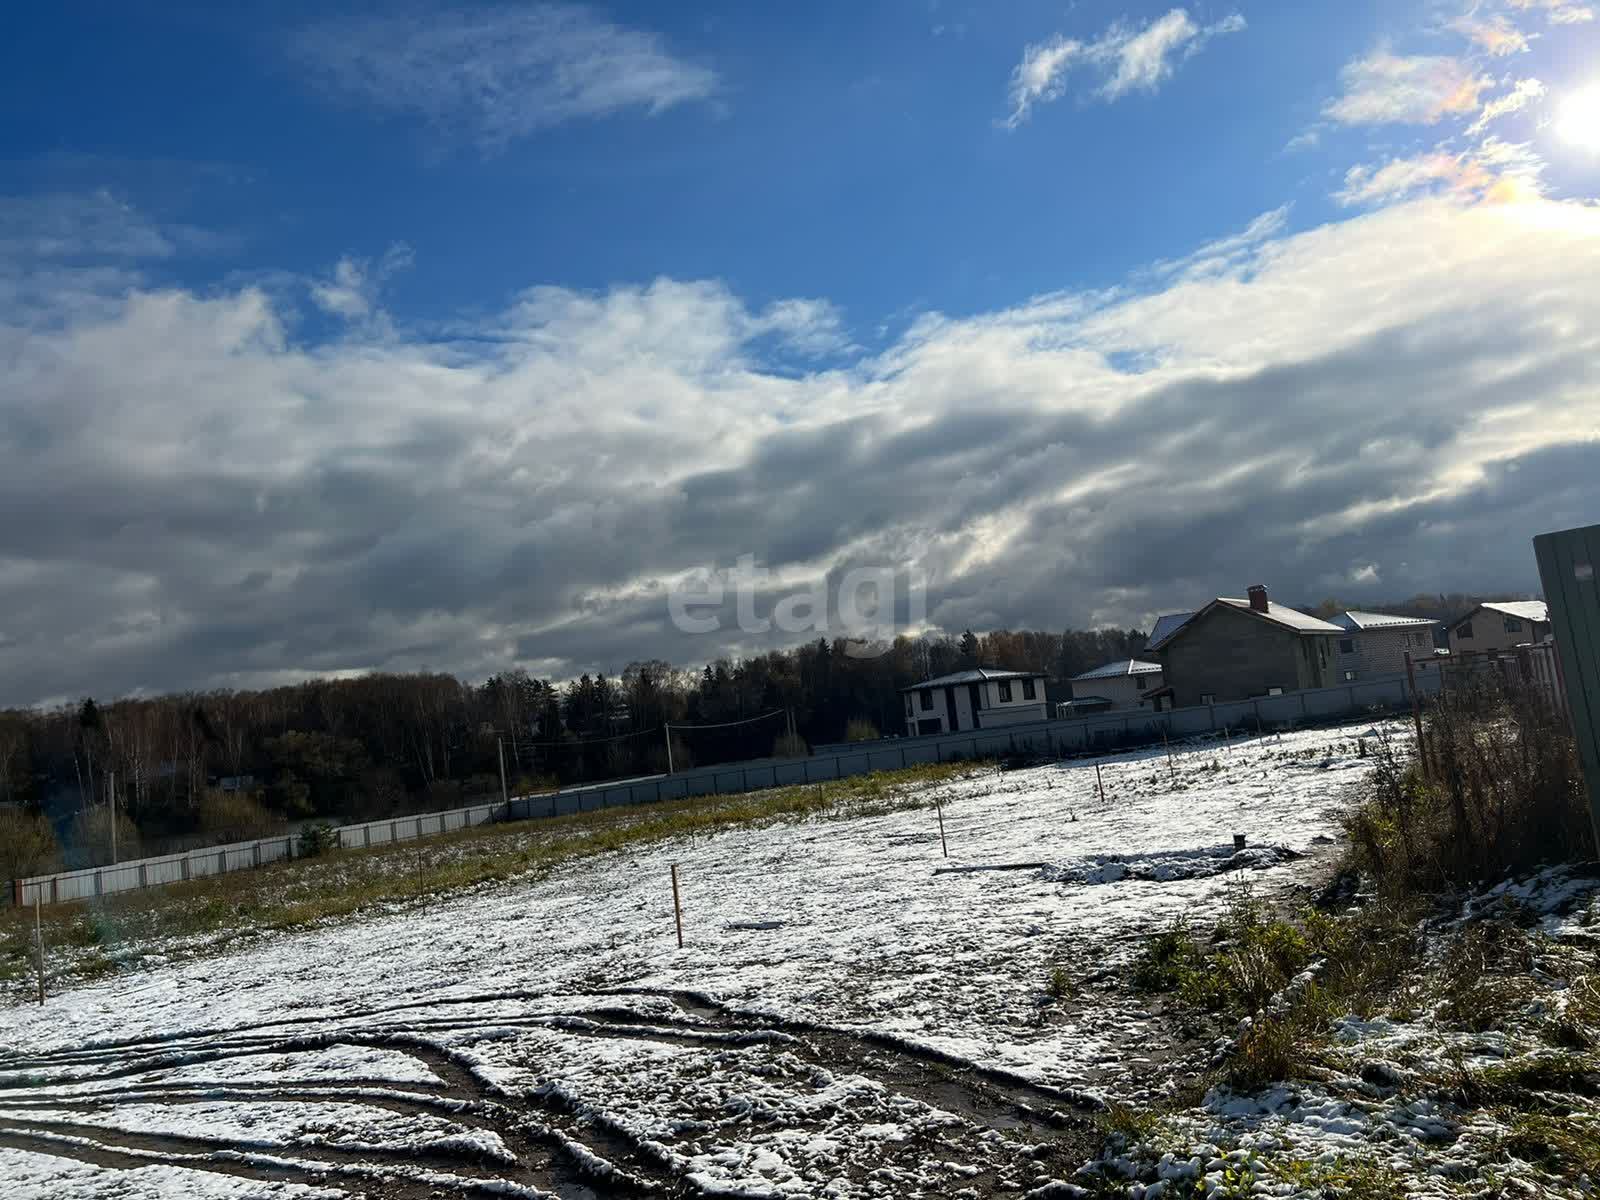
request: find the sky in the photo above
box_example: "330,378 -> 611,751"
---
1,0 -> 1598,706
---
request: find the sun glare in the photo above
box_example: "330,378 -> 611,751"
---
1556,83 -> 1600,152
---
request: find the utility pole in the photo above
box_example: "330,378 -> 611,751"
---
664,724 -> 675,774
497,737 -> 509,809
109,769 -> 117,865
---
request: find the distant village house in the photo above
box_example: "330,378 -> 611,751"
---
1148,585 -> 1343,708
1446,600 -> 1551,655
901,668 -> 1048,736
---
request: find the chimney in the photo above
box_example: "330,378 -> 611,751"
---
1247,584 -> 1269,614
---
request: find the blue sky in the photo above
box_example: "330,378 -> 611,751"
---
1,1 -> 1599,704
0,2 -> 1413,329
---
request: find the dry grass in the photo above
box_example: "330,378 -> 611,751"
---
1345,676 -> 1593,898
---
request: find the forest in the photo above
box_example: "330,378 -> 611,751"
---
0,626 -> 1152,871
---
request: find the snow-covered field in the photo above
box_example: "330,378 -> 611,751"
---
0,721 -> 1436,1197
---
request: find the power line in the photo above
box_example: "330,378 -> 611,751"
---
665,709 -> 786,733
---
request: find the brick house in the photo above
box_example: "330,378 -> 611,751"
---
1150,585 -> 1344,707
1328,611 -> 1440,682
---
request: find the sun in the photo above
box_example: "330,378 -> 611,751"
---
1556,84 -> 1600,153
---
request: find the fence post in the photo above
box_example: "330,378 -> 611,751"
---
252,844 -> 260,869
364,826 -> 372,848
95,870 -> 103,897
51,877 -> 59,905
138,863 -> 148,889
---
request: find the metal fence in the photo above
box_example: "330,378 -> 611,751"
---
10,670 -> 1432,908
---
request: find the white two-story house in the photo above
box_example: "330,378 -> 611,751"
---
902,668 -> 1048,736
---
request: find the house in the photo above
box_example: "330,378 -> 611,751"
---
1447,600 -> 1551,655
1328,611 -> 1440,682
901,668 -> 1048,736
1150,585 -> 1344,707
1069,659 -> 1165,710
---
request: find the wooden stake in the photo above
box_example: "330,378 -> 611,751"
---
1405,652 -> 1427,777
670,863 -> 684,947
1094,761 -> 1106,803
34,892 -> 45,1006
935,797 -> 949,858
1163,731 -> 1176,781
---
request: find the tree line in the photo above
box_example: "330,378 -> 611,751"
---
0,625 -> 1150,861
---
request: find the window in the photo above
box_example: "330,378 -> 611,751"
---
1344,670 -> 1357,682
1135,674 -> 1148,690
1021,678 -> 1036,700
1338,638 -> 1354,654
1414,632 -> 1427,646
1504,617 -> 1523,634
1268,687 -> 1284,696
918,690 -> 933,711
998,680 -> 1013,702
1201,693 -> 1216,705
1458,621 -> 1473,639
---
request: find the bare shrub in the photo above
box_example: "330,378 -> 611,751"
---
0,809 -> 62,880
772,732 -> 808,759
67,808 -> 142,867
196,789 -> 284,835
1347,675 -> 1592,897
845,719 -> 880,743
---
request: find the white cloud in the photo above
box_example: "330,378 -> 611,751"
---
1003,8 -> 1245,126
1335,139 -> 1545,206
288,3 -> 717,150
1508,0 -> 1597,23
1005,35 -> 1083,127
1324,49 -> 1488,125
1450,14 -> 1531,55
6,188 -> 1600,703
1467,77 -> 1547,135
0,191 -> 173,261
1336,155 -> 1461,206
310,244 -> 414,324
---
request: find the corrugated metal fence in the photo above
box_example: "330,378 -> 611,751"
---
11,670 -> 1432,908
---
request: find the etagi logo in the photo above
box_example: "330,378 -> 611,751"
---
667,556 -> 928,659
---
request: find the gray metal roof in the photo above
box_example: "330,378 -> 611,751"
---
1145,612 -> 1195,651
1071,659 -> 1164,681
1330,610 -> 1440,631
901,667 -> 1045,692
1215,597 -> 1345,634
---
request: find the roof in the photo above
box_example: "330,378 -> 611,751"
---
1153,597 -> 1343,651
1329,611 -> 1440,632
901,667 -> 1045,692
1060,695 -> 1113,706
1214,597 -> 1344,634
1145,612 -> 1196,651
1475,600 -> 1549,624
1071,659 -> 1164,682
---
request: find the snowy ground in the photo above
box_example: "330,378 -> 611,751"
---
0,720 -> 1431,1198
